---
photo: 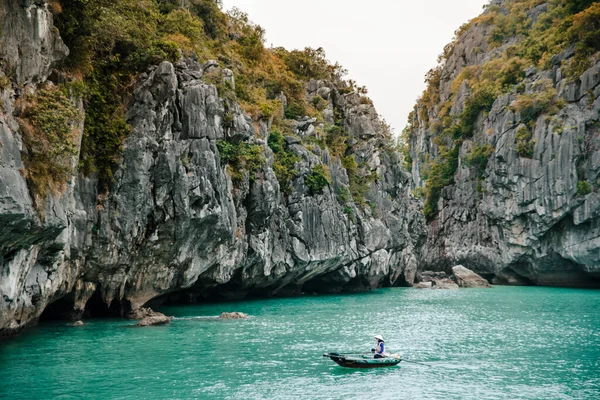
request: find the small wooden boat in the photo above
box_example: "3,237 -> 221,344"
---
323,352 -> 402,368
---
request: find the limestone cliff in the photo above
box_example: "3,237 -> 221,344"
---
407,0 -> 600,287
0,0 -> 424,336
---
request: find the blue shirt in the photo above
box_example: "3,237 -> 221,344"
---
376,341 -> 385,354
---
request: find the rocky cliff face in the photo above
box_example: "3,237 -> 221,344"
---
407,0 -> 600,287
0,1 -> 424,336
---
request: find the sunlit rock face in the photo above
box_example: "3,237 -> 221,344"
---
407,1 -> 600,287
0,2 -> 424,336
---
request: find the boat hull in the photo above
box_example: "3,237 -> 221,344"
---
323,353 -> 401,368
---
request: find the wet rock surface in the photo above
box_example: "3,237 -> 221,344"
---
432,279 -> 460,290
128,308 -> 165,320
136,315 -> 173,327
420,271 -> 459,290
414,281 -> 433,289
219,312 -> 248,319
131,308 -> 173,327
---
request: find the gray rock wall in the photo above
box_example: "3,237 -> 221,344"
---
408,2 -> 600,287
0,2 -> 424,336
0,0 -> 68,85
0,0 -> 83,335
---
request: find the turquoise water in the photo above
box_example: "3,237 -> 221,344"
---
1,287 -> 599,399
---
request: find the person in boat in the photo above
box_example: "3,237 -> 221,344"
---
373,334 -> 386,358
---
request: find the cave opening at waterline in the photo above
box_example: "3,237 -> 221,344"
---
39,296 -> 77,322
78,286 -> 132,319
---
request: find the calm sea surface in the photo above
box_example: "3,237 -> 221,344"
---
1,286 -> 599,399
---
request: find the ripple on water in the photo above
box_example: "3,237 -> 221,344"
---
1,287 -> 599,399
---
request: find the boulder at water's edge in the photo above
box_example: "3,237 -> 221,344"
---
219,312 -> 248,319
452,266 -> 491,288
137,315 -> 173,327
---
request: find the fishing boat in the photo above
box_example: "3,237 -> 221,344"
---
323,352 -> 402,368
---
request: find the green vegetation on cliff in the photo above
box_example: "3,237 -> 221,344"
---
47,0 -> 372,205
17,85 -> 82,207
306,164 -> 331,195
216,140 -> 264,183
405,0 -> 600,220
268,128 -> 301,194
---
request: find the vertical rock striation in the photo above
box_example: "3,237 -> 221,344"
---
0,0 -> 78,335
407,1 -> 600,287
0,1 -> 424,336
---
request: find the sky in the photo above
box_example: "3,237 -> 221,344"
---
221,0 -> 489,135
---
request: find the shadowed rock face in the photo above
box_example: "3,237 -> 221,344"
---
0,2 -> 425,336
408,2 -> 600,288
0,0 -> 77,337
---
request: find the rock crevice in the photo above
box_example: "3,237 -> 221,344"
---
407,1 -> 600,288
0,3 -> 425,336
